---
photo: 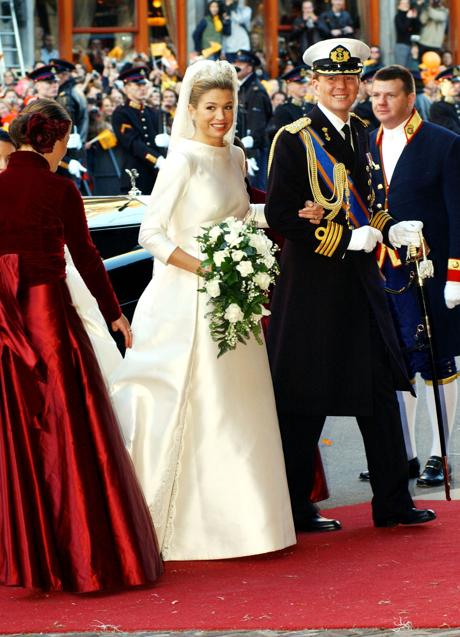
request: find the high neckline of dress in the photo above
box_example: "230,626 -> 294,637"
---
8,150 -> 51,170
182,138 -> 230,153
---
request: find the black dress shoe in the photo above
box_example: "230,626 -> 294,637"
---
295,512 -> 342,533
359,457 -> 421,482
374,507 -> 436,528
417,455 -> 451,487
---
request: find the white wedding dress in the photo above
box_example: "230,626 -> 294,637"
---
110,138 -> 296,560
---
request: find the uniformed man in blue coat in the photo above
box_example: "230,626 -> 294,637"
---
267,65 -> 314,144
233,49 -> 272,189
266,39 -> 435,532
112,66 -> 166,195
429,66 -> 460,135
367,64 -> 460,487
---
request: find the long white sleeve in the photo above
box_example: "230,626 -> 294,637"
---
246,203 -> 268,228
139,151 -> 191,264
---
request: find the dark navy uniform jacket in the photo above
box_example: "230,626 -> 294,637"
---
112,101 -> 164,195
370,111 -> 460,358
266,107 -> 411,417
236,72 -> 272,152
267,98 -> 315,144
429,99 -> 460,136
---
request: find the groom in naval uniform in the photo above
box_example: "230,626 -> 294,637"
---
265,38 -> 436,532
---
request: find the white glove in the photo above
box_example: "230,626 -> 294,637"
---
246,156 -> 259,176
155,155 -> 166,170
388,220 -> 423,248
155,133 -> 170,148
444,281 -> 460,309
67,132 -> 82,150
67,159 -> 87,178
347,226 -> 383,253
241,135 -> 254,149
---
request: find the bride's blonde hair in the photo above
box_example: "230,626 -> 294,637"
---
189,61 -> 235,108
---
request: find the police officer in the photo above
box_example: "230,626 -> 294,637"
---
27,61 -> 87,183
51,58 -> 89,146
353,64 -> 381,131
112,66 -> 166,195
429,66 -> 460,135
51,58 -> 88,181
27,65 -> 59,100
233,49 -> 272,189
267,65 -> 314,143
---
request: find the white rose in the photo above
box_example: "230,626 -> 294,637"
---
205,279 -> 221,298
253,272 -> 271,290
213,249 -> 229,267
249,233 -> 269,254
236,260 -> 254,277
231,249 -> 245,262
224,303 -> 244,323
224,216 -> 239,228
263,254 -> 276,269
225,230 -> 243,247
209,225 -> 223,243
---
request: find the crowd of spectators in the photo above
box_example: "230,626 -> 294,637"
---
0,0 -> 456,194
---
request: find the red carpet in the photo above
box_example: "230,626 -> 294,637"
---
1,500 -> 458,632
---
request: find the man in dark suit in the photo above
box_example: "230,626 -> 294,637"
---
267,65 -> 314,144
266,39 -> 435,532
233,49 -> 272,189
367,64 -> 460,487
112,66 -> 166,195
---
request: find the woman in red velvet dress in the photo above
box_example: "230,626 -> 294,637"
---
0,99 -> 162,592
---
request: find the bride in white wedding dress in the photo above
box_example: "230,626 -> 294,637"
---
110,60 -> 296,561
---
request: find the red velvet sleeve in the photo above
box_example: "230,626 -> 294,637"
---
60,179 -> 121,323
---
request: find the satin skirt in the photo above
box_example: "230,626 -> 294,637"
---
111,261 -> 297,561
0,255 -> 162,592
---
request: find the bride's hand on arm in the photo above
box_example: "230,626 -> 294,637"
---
298,200 -> 325,225
167,247 -> 209,276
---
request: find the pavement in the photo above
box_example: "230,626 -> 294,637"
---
320,376 -> 460,512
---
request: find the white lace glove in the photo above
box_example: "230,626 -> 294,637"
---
155,155 -> 166,170
444,281 -> 460,309
246,156 -> 259,176
347,226 -> 383,253
388,220 -> 423,248
67,159 -> 87,178
155,133 -> 170,148
67,132 -> 82,150
241,135 -> 254,149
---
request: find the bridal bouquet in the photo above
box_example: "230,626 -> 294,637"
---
197,217 -> 279,357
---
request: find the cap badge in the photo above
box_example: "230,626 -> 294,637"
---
330,46 -> 351,64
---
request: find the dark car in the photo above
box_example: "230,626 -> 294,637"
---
84,195 -> 152,323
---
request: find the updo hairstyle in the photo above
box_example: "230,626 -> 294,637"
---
189,61 -> 235,108
9,99 -> 72,154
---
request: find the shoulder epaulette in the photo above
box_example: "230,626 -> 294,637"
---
268,117 -> 311,175
350,112 -> 368,128
285,117 -> 311,134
